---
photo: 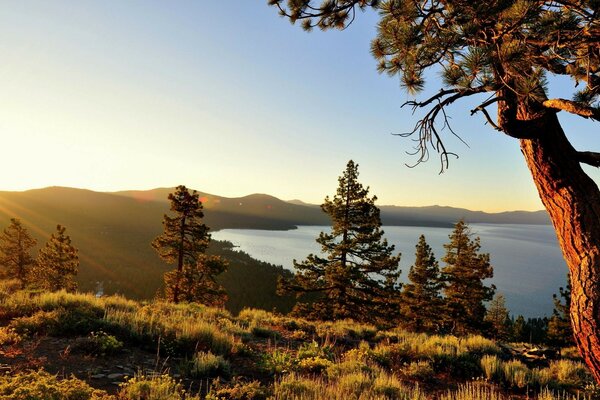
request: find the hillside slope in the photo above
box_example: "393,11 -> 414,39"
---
0,187 -> 549,306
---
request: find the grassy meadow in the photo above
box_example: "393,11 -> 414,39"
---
0,282 -> 596,399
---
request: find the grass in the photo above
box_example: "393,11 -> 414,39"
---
0,289 -> 597,399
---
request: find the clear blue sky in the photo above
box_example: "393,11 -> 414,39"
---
0,1 -> 597,212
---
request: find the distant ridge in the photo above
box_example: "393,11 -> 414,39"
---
0,186 -> 549,303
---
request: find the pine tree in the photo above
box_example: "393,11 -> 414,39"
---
399,234 -> 442,333
547,275 -> 574,347
0,218 -> 37,288
269,0 -> 600,383
280,160 -> 401,324
34,225 -> 79,292
441,220 -> 495,335
165,254 -> 228,307
152,185 -> 227,305
511,315 -> 527,343
485,293 -> 511,340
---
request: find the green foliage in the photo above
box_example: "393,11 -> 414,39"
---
153,185 -> 227,306
77,330 -> 123,356
480,354 -> 502,381
400,235 -> 442,333
261,349 -> 294,375
0,218 -> 37,288
33,224 -> 79,292
547,275 -> 574,347
10,305 -> 105,337
182,351 -> 231,378
484,293 -> 511,340
118,373 -> 200,400
206,379 -> 269,400
281,160 -> 401,324
401,360 -> 434,381
441,220 -> 495,335
0,326 -> 20,345
0,370 -> 112,400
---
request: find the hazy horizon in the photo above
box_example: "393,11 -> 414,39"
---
0,184 -> 548,213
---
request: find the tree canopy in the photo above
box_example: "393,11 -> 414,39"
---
280,160 -> 402,324
153,185 -> 227,305
0,218 -> 37,289
34,225 -> 79,292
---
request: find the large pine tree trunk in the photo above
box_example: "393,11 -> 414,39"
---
518,111 -> 600,382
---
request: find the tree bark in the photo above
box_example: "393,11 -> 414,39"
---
518,111 -> 600,383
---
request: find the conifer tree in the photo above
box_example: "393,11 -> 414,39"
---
269,0 -> 600,382
0,218 -> 37,288
399,234 -> 442,333
280,160 -> 401,324
152,185 -> 227,305
484,293 -> 511,340
547,275 -> 574,347
165,254 -> 228,307
34,225 -> 79,292
511,315 -> 527,343
441,220 -> 495,335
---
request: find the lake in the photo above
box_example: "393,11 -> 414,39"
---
212,224 -> 567,318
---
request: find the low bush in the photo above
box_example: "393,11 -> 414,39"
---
118,373 -> 200,400
0,369 -> 112,400
183,351 -> 230,378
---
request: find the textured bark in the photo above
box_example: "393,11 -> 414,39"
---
518,111 -> 600,383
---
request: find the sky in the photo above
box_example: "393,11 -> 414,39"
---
0,1 -> 598,212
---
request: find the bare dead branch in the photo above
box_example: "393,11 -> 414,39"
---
398,86 -> 490,172
470,97 -> 504,131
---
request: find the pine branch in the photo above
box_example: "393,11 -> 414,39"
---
577,151 -> 600,167
542,98 -> 600,121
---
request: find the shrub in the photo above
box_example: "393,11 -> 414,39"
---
480,354 -> 502,381
183,351 -> 230,378
296,340 -> 334,361
0,326 -> 21,346
261,349 -> 293,375
237,308 -> 275,326
74,331 -> 123,356
297,356 -> 334,373
206,379 -> 269,400
402,360 -> 435,382
272,373 -> 321,399
118,373 -> 200,400
548,359 -> 591,388
0,369 -> 112,400
104,306 -> 236,356
502,359 -> 531,389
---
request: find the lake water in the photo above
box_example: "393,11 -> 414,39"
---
212,224 -> 567,318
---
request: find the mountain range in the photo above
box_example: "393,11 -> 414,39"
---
0,186 -> 549,310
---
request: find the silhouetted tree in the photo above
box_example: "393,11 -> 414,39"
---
400,234 -> 442,333
269,0 -> 600,382
33,225 -> 79,292
152,185 -> 227,305
485,293 -> 511,340
441,220 -> 495,334
0,218 -> 37,288
280,160 -> 401,324
511,315 -> 527,343
547,275 -> 574,347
